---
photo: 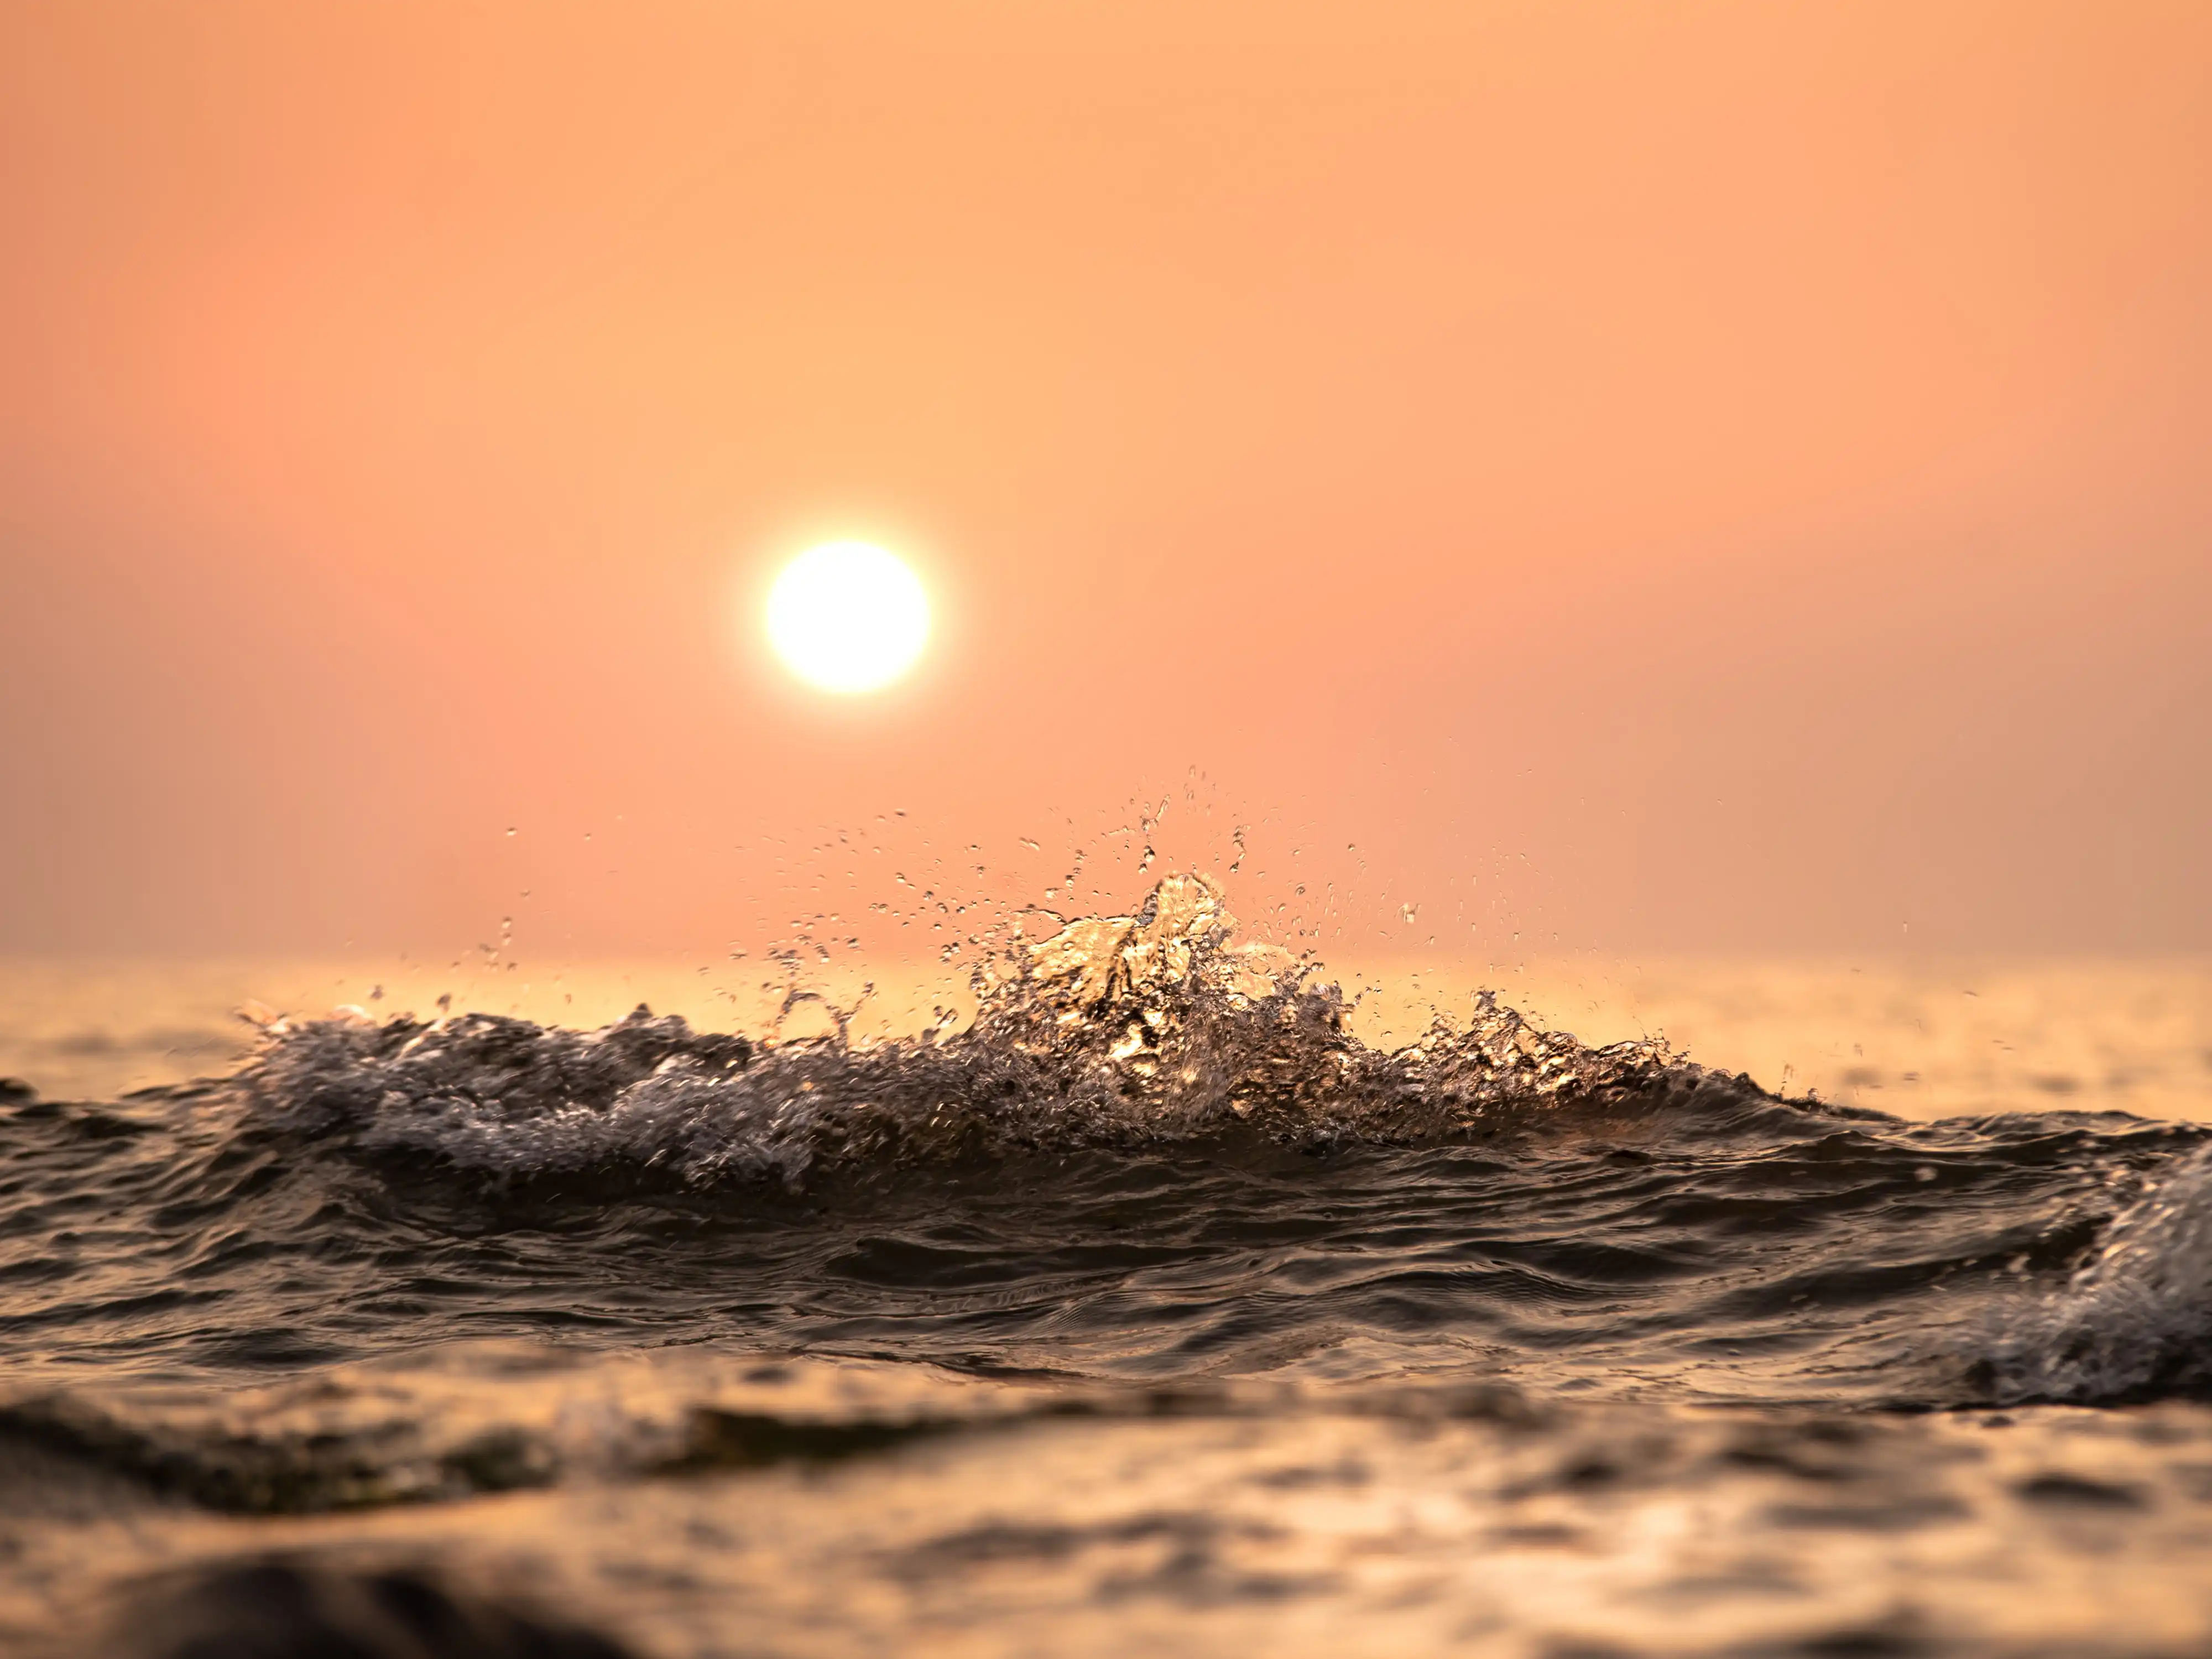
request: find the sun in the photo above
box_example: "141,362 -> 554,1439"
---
764,541 -> 931,694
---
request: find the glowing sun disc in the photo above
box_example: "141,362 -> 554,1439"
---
764,541 -> 931,693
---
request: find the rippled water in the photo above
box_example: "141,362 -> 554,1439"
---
6,877 -> 2212,1656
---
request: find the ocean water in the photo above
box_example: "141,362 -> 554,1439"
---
4,876 -> 2212,1656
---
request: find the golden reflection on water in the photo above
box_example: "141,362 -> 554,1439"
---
3,953 -> 2205,1123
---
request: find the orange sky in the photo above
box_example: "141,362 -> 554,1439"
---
1,1 -> 2206,959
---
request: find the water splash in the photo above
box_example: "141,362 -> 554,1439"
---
223,874 -> 1776,1191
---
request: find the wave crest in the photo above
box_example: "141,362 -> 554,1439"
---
225,874 -> 1778,1188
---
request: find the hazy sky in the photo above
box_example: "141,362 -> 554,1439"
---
2,1 -> 2206,960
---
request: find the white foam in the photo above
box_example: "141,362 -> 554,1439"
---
1983,1142 -> 2212,1402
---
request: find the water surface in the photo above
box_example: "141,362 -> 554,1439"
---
5,878 -> 2211,1655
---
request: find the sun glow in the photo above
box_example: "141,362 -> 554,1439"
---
764,541 -> 931,694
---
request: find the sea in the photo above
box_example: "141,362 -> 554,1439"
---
4,873 -> 2211,1657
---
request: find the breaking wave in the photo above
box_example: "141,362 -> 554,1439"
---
223,874 -> 1814,1190
7,873 -> 2207,1411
